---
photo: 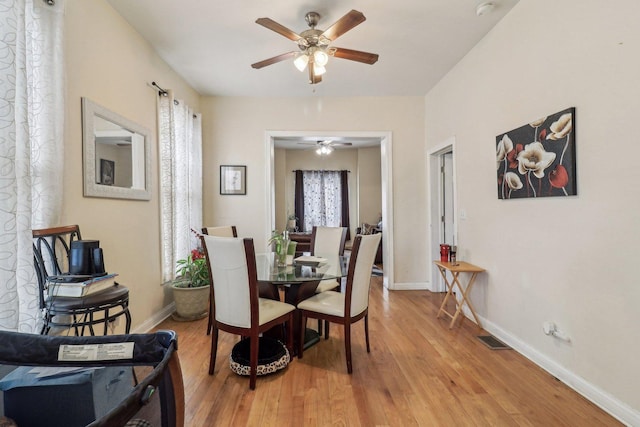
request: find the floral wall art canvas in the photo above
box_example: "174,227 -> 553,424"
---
496,107 -> 576,199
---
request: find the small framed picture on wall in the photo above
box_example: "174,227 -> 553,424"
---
220,165 -> 246,195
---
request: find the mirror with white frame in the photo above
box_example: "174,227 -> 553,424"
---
82,97 -> 151,200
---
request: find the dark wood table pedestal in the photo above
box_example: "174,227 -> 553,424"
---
257,254 -> 348,356
259,279 -> 322,355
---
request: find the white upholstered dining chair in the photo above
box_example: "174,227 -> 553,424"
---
201,235 -> 295,389
202,226 -> 238,335
297,233 -> 381,374
309,226 -> 348,336
310,226 -> 347,293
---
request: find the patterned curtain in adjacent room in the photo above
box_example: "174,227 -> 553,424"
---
0,0 -> 65,332
158,93 -> 203,282
300,170 -> 349,233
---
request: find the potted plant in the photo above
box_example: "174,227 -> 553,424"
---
286,213 -> 297,232
171,246 -> 211,321
269,230 -> 290,267
269,230 -> 298,267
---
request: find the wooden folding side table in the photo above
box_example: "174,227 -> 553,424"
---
434,260 -> 485,329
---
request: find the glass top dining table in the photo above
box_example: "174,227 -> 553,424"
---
255,253 -> 349,352
255,253 -> 348,285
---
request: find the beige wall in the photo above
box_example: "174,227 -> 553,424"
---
201,96 -> 425,284
425,0 -> 640,420
64,0 -> 200,331
357,147 -> 382,226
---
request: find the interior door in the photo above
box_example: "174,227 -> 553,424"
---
429,142 -> 456,293
442,152 -> 454,245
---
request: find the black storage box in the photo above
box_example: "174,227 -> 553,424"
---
0,366 -> 132,427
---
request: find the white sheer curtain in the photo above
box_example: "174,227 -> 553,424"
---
0,0 -> 65,332
302,170 -> 342,232
158,93 -> 203,283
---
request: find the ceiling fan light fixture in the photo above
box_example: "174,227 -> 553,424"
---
293,53 -> 309,71
313,49 -> 329,67
253,10 -> 378,84
316,145 -> 333,156
313,63 -> 326,76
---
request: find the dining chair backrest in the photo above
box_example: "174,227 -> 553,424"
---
311,226 -> 347,258
202,226 -> 237,238
202,235 -> 256,329
201,225 -> 238,336
346,233 -> 382,317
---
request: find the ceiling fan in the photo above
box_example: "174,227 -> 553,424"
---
251,10 -> 379,84
297,140 -> 353,155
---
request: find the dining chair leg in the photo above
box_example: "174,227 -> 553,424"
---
209,326 -> 218,375
364,314 -> 370,353
286,313 -> 294,355
207,288 -> 213,335
249,334 -> 259,390
298,314 -> 306,358
345,322 -> 353,374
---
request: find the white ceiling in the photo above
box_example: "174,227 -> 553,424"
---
107,0 -> 520,98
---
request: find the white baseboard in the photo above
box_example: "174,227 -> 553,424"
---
389,281 -> 429,290
478,314 -> 640,426
133,302 -> 175,333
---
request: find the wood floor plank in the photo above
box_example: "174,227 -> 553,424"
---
155,277 -> 622,426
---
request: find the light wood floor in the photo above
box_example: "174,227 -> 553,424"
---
156,276 -> 621,426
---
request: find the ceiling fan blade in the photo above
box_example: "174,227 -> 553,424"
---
251,51 -> 296,69
331,142 -> 353,146
308,65 -> 322,84
332,47 -> 379,65
321,10 -> 366,41
255,18 -> 301,41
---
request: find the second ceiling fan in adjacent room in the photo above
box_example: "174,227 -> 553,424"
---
297,140 -> 353,156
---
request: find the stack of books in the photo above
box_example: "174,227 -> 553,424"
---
47,273 -> 118,297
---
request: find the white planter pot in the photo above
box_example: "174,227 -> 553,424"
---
171,284 -> 209,321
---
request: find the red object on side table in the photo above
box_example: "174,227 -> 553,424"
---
440,244 -> 450,262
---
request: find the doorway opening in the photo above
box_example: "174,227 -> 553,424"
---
428,138 -> 457,292
265,130 -> 394,289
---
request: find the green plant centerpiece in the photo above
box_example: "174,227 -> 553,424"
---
171,235 -> 211,321
269,230 -> 298,267
269,230 -> 291,267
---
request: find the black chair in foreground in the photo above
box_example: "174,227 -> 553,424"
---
0,330 -> 184,427
32,225 -> 131,335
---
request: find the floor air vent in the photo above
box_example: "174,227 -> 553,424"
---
477,335 -> 511,350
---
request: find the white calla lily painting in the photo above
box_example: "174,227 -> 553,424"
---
496,107 -> 576,199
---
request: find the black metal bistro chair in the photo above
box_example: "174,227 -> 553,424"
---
32,225 -> 131,335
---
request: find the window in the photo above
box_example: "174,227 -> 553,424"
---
294,170 -> 350,238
